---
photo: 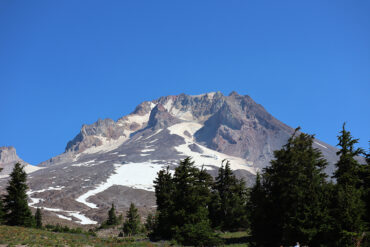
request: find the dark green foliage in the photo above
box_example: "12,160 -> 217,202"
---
0,167 -> 4,224
332,124 -> 366,246
153,157 -> 221,246
249,128 -> 331,246
144,212 -> 156,233
170,158 -> 219,246
153,166 -> 174,239
0,197 -> 4,225
35,208 -> 42,228
107,203 -> 118,226
45,224 -> 86,234
359,142 -> 370,229
209,160 -> 248,231
3,163 -> 34,227
118,213 -> 123,224
123,203 -> 141,236
249,173 -> 270,246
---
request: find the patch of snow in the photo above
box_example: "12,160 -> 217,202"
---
149,139 -> 158,143
169,107 -> 195,121
118,154 -> 126,157
72,160 -> 101,167
163,99 -> 173,112
28,191 -> 97,225
76,162 -> 165,208
73,153 -> 82,162
314,141 -> 327,149
83,136 -> 127,154
28,186 -> 64,195
69,212 -> 97,225
168,122 -> 255,174
140,153 -> 150,156
142,148 -> 155,152
56,214 -> 73,221
24,164 -> 44,174
168,122 -> 203,140
174,141 -> 256,174
144,129 -> 163,140
45,208 -> 97,224
124,112 -> 151,125
135,135 -> 143,141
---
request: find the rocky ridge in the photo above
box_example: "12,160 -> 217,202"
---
0,91 -> 341,226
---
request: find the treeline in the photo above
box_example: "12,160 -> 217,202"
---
147,124 -> 370,246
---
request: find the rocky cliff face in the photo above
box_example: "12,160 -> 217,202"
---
0,92 -> 342,226
0,146 -> 41,177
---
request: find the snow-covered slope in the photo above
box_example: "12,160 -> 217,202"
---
0,91 -> 342,226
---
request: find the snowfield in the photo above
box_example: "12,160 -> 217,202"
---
27,187 -> 97,225
76,162 -> 165,208
168,122 -> 256,174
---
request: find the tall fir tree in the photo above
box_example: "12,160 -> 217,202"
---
0,167 -> 3,224
144,212 -> 156,233
107,203 -> 118,226
249,173 -> 271,246
3,163 -> 34,227
153,166 -> 174,239
209,160 -> 248,231
250,129 -> 331,246
171,157 -> 219,246
333,124 -> 366,246
35,208 -> 42,228
123,202 -> 141,236
359,142 -> 370,228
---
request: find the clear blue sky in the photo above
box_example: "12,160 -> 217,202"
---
1,0 -> 369,165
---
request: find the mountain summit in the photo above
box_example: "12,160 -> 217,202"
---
0,92 -> 339,225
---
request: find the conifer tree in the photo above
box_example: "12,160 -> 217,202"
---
333,124 -> 366,246
3,163 -> 34,227
171,157 -> 220,246
35,208 -> 42,228
251,129 -> 331,246
0,167 -> 3,224
249,173 -> 271,246
145,212 -> 156,233
153,166 -> 174,239
123,203 -> 141,236
362,144 -> 370,227
107,203 -> 118,226
210,160 -> 248,231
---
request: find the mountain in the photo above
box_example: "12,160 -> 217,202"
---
0,92 -> 340,226
0,146 -> 42,178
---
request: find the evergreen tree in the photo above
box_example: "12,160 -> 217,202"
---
249,173 -> 271,246
250,129 -> 331,246
362,144 -> 370,227
123,203 -> 141,236
35,208 -> 42,228
144,212 -> 156,233
0,167 -> 3,224
153,166 -> 174,239
107,203 -> 118,226
3,163 -> 34,227
210,160 -> 248,231
333,124 -> 366,246
171,158 -> 220,246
